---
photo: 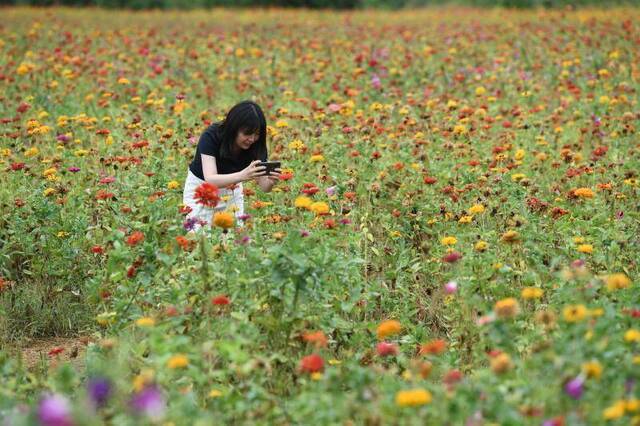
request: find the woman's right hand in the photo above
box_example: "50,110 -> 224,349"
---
241,160 -> 267,181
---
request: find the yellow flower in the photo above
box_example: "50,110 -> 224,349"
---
213,211 -> 234,229
310,372 -> 323,381
468,204 -> 485,215
474,241 -> 488,252
627,398 -> 639,412
208,389 -> 223,398
458,215 -> 473,224
521,287 -> 544,300
25,147 -> 39,157
494,298 -> 520,319
294,196 -> 312,209
395,389 -> 432,407
511,173 -> 526,182
288,139 -> 305,150
563,304 -> 588,323
167,180 -> 180,190
577,244 -> 593,254
43,188 -> 56,197
582,361 -> 602,379
514,149 -> 525,160
167,354 -> 189,369
133,369 -> 155,392
573,236 -> 585,244
376,320 -> 401,340
309,154 -> 325,162
574,187 -> 595,198
135,317 -> 155,327
475,86 -> 486,95
309,201 -> 329,216
624,329 -> 640,343
275,119 -> 288,128
440,236 -> 457,246
602,400 -> 626,420
500,230 -> 519,243
605,273 -> 631,291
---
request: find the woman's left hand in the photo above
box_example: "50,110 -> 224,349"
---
267,168 -> 281,183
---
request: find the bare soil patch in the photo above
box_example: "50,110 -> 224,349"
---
4,336 -> 92,371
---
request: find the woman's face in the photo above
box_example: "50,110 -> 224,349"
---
235,128 -> 260,150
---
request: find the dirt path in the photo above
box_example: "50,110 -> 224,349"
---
3,336 -> 91,371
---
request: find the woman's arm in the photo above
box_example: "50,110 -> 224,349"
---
201,154 -> 265,188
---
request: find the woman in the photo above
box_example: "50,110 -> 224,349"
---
182,100 -> 280,231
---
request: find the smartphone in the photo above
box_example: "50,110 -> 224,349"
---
257,161 -> 281,175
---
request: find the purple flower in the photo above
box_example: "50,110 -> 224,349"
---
130,385 -> 165,421
325,186 -> 336,196
87,377 -> 111,408
371,74 -> 382,90
564,376 -> 584,400
339,218 -> 352,225
67,167 -> 80,173
237,213 -> 252,221
183,217 -> 198,232
38,394 -> 73,426
56,134 -> 70,142
300,230 -> 310,237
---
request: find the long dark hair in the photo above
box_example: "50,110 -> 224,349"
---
217,100 -> 267,161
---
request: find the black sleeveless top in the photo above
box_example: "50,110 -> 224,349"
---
189,124 -> 267,180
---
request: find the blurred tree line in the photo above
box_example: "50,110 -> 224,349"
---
2,0 -> 638,8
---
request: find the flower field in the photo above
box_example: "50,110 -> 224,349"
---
1,6 -> 639,425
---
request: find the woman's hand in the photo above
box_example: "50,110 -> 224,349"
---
241,160 -> 267,181
266,168 -> 282,183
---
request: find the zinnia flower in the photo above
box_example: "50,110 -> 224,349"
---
299,354 -> 324,374
376,320 -> 401,340
211,295 -> 230,306
38,393 -> 73,426
130,385 -> 165,421
564,376 -> 584,399
395,389 -> 432,407
309,201 -> 330,216
194,182 -> 220,208
494,298 -> 520,319
376,342 -> 399,357
213,211 -> 234,229
87,377 -> 112,408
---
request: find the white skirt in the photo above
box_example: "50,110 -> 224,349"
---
182,168 -> 244,231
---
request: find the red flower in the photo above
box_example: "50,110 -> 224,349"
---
126,231 -> 144,246
423,176 -> 437,185
211,295 -> 230,306
442,251 -> 462,263
91,245 -> 104,254
323,219 -> 337,229
279,172 -> 293,181
95,190 -> 115,200
126,266 -> 136,278
17,102 -> 30,113
194,182 -> 220,208
179,205 -> 193,215
376,342 -> 399,357
299,354 -> 324,374
10,162 -> 25,171
48,347 -> 64,357
443,369 -> 463,386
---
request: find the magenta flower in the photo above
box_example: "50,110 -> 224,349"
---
38,394 -> 73,426
130,385 -> 165,421
444,281 -> 458,294
564,376 -> 584,400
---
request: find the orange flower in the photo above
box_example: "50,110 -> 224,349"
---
213,212 -> 234,229
419,339 -> 447,355
376,320 -> 402,340
302,331 -> 328,348
126,231 -> 144,246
